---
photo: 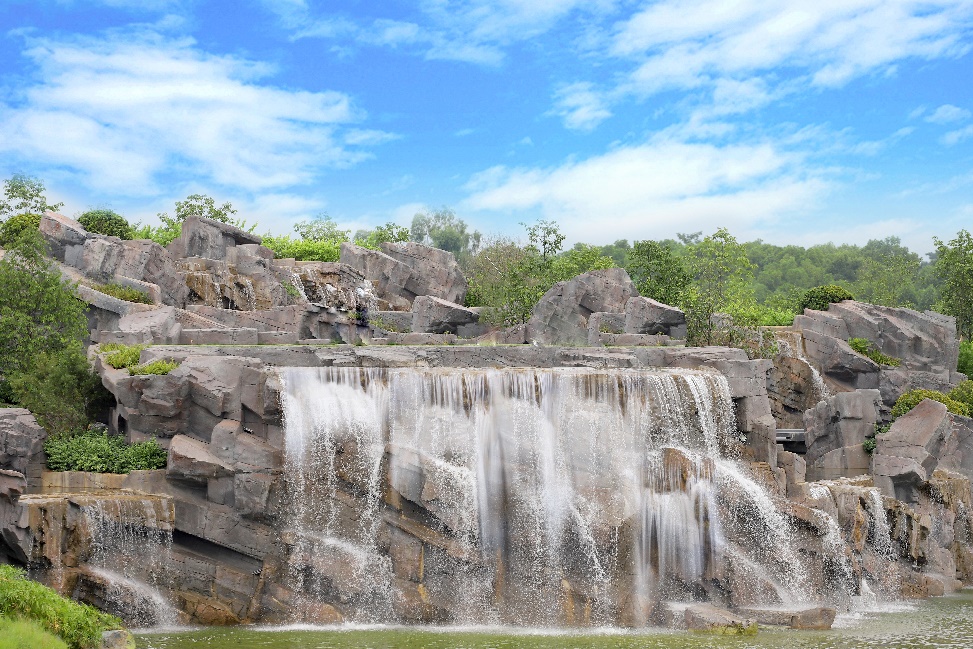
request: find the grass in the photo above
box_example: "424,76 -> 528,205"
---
0,617 -> 68,649
89,282 -> 152,304
99,344 -> 179,375
0,565 -> 122,649
848,337 -> 902,367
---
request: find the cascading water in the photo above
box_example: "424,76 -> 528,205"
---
279,366 -> 833,626
77,497 -> 177,627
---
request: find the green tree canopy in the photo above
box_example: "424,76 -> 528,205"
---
0,174 -> 63,220
411,208 -> 482,264
934,229 -> 973,339
626,239 -> 692,307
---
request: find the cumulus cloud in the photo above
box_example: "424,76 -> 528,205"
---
463,135 -> 826,243
926,103 -> 972,124
943,124 -> 973,145
0,31 -> 393,195
550,82 -> 613,131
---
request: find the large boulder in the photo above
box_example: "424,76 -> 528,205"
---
339,242 -> 467,309
167,216 -> 262,261
624,296 -> 687,338
804,390 -> 881,480
0,409 -> 47,480
411,296 -> 478,334
873,399 -> 947,503
528,268 -> 639,345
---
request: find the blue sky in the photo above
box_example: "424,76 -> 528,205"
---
0,1 -> 971,255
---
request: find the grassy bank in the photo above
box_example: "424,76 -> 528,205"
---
0,616 -> 68,649
0,565 -> 122,649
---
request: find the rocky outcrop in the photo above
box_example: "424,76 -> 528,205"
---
804,390 -> 881,480
794,301 -> 963,404
340,242 -> 466,310
410,296 -> 478,335
166,216 -> 262,261
624,296 -> 687,338
0,409 -> 46,487
528,268 -> 639,345
684,604 -> 756,634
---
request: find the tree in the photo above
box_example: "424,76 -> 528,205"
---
0,174 -> 63,220
354,222 -> 410,250
855,252 -> 920,308
934,230 -> 973,339
411,207 -> 482,264
78,209 -> 134,240
294,214 -> 349,242
0,231 -> 89,406
137,194 -> 244,246
261,214 -> 350,263
626,240 -> 692,307
684,228 -> 756,346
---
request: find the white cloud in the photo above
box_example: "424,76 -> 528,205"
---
926,103 -> 972,123
463,136 -> 826,243
550,82 -> 613,131
943,124 -> 973,145
0,31 -> 393,195
613,0 -> 973,95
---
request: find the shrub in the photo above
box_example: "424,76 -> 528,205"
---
0,564 -> 121,649
848,337 -> 902,367
948,380 -> 973,410
369,315 -> 405,333
261,234 -> 342,262
799,284 -> 854,312
77,209 -> 132,240
0,213 -> 41,248
128,359 -> 179,376
101,343 -> 146,370
89,282 -> 152,304
959,340 -> 973,380
863,438 -> 876,454
0,616 -> 68,649
44,428 -> 167,474
890,389 -> 970,420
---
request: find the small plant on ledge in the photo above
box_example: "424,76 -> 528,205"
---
88,281 -> 153,304
848,337 -> 902,367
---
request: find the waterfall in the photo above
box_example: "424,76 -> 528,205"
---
279,366 -> 822,625
77,497 -> 177,627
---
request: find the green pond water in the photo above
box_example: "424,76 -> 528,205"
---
137,591 -> 973,649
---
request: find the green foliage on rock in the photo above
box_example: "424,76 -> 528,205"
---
799,284 -> 854,312
948,380 -> 973,410
44,427 -> 167,474
128,359 -> 179,376
0,564 -> 122,649
848,337 -> 902,367
0,231 -> 89,400
77,209 -> 133,240
0,174 -> 63,220
89,282 -> 152,304
101,343 -> 147,370
0,213 -> 42,248
890,389 -> 969,420
8,347 -> 111,437
863,437 -> 877,454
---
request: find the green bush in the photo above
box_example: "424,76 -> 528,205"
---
0,564 -> 121,649
848,337 -> 902,367
44,428 -> 167,474
799,284 -> 854,312
890,389 -> 970,420
261,234 -> 342,262
128,359 -> 179,376
0,213 -> 41,248
77,210 -> 132,240
863,438 -> 876,454
958,340 -> 973,380
0,616 -> 68,649
101,343 -> 146,370
89,282 -> 152,304
948,380 -> 973,409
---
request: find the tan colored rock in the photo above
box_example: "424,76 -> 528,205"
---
684,604 -> 757,634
